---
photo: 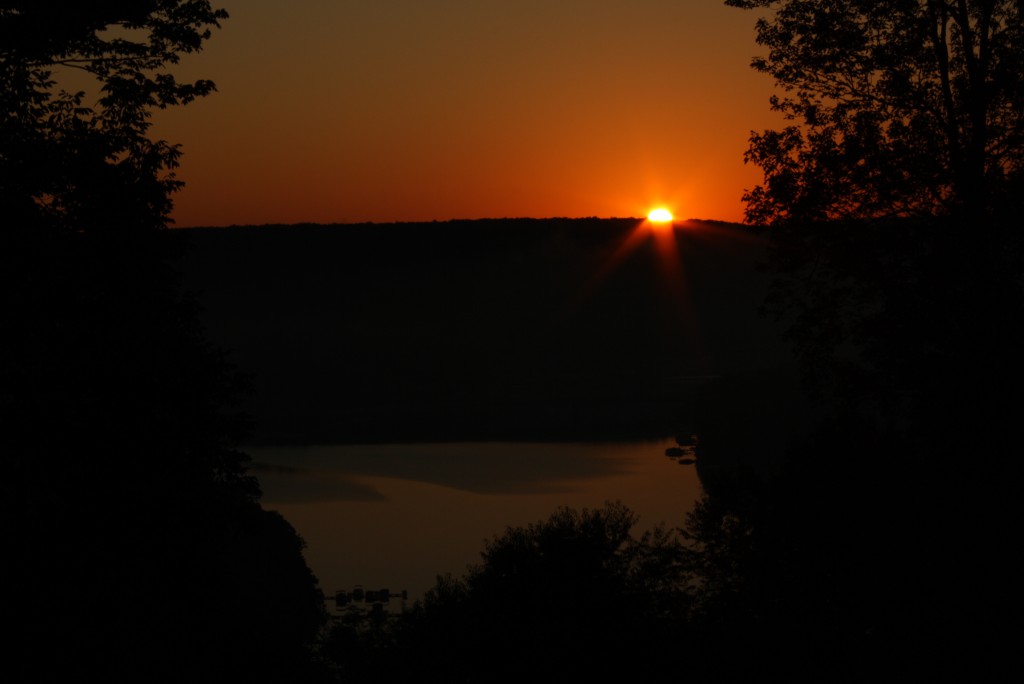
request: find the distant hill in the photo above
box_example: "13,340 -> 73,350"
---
173,218 -> 793,443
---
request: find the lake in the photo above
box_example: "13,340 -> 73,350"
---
183,220 -> 784,607
248,439 -> 703,604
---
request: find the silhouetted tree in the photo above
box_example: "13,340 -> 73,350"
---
361,503 -> 694,683
1,3 -> 328,680
727,0 -> 1024,224
667,4 -> 1024,679
721,1 -> 1024,421
1,0 -> 227,238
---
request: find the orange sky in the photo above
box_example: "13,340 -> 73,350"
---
151,1 -> 782,227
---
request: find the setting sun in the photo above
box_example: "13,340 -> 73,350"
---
647,208 -> 674,223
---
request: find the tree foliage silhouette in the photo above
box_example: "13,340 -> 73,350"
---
354,502 -> 693,683
682,2 -> 1024,679
1,3 -> 328,680
724,1 -> 1024,417
728,0 -> 1024,224
0,0 -> 228,237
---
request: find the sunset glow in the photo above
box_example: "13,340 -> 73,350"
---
146,3 -> 781,227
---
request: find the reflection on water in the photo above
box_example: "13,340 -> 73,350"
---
248,439 -> 703,601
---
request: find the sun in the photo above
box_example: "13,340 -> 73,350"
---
647,208 -> 673,223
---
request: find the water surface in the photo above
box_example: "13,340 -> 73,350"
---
249,439 -> 702,601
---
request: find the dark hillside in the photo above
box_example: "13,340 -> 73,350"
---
174,218 -> 791,443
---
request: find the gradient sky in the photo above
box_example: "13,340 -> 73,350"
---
151,1 -> 781,227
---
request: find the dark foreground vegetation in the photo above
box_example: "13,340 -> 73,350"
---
5,1 -> 1022,682
2,4 -> 328,681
